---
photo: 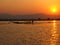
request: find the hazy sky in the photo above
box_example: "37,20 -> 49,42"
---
0,0 -> 60,15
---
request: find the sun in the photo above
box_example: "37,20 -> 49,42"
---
50,6 -> 58,14
52,8 -> 57,13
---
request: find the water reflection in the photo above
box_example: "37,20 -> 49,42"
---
50,20 -> 58,45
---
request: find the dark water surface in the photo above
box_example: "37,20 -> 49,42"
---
0,20 -> 60,45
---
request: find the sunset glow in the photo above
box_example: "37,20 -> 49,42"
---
0,0 -> 60,15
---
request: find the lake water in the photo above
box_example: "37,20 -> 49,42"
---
0,20 -> 60,45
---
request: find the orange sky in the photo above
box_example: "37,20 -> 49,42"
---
0,0 -> 60,15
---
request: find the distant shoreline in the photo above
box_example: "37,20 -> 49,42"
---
0,19 -> 60,24
0,19 -> 60,21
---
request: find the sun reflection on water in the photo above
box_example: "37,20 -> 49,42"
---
50,20 -> 58,45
